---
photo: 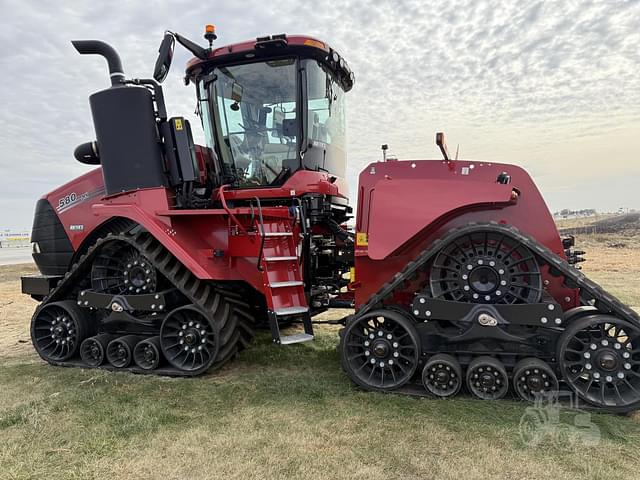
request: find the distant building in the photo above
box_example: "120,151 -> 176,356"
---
0,230 -> 31,248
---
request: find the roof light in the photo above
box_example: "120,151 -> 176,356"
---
303,39 -> 327,51
204,24 -> 217,49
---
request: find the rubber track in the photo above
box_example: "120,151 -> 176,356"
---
357,221 -> 640,327
339,222 -> 639,410
32,229 -> 256,376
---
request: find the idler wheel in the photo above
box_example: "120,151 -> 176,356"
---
340,309 -> 420,391
80,333 -> 117,367
31,300 -> 93,362
134,336 -> 163,370
466,356 -> 509,400
160,305 -> 220,374
512,357 -> 558,402
558,314 -> 640,412
422,353 -> 462,398
106,335 -> 141,368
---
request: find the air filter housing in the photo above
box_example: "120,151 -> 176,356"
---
89,85 -> 166,195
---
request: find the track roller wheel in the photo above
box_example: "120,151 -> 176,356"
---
160,305 -> 220,374
133,336 -> 163,370
106,335 -> 141,368
422,353 -> 462,398
512,358 -> 558,402
466,356 -> 509,400
31,300 -> 93,362
80,333 -> 117,367
558,314 -> 640,413
340,309 -> 420,391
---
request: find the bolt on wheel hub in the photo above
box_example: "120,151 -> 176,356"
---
597,352 -> 618,371
479,372 -> 496,389
526,375 -> 543,390
372,341 -> 389,358
469,266 -> 499,294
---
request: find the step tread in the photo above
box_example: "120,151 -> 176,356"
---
275,306 -> 309,316
263,232 -> 293,237
264,256 -> 298,262
279,333 -> 314,345
270,280 -> 304,288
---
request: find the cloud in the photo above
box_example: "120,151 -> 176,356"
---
0,0 -> 639,229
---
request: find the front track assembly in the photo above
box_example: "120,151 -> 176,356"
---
30,229 -> 256,377
340,222 -> 640,413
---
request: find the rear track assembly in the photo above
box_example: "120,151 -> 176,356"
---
340,222 -> 640,412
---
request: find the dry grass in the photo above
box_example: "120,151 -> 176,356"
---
0,264 -> 38,362
1,233 -> 640,480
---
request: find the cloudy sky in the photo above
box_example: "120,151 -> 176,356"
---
1,0 -> 639,230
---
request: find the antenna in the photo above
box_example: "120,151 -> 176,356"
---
455,144 -> 459,161
435,132 -> 450,161
381,144 -> 388,162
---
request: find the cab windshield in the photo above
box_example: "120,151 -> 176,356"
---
205,58 -> 299,187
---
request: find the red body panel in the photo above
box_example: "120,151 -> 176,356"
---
45,155 -> 576,313
44,166 -> 344,299
354,159 -> 579,311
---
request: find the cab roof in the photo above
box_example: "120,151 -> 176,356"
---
185,34 -> 354,91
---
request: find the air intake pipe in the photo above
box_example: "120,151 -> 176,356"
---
71,40 -> 125,86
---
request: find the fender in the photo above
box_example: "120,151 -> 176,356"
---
365,177 -> 515,260
354,159 -> 572,308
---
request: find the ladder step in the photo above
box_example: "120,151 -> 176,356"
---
275,306 -> 309,316
263,232 -> 293,237
265,256 -> 298,262
270,281 -> 303,288
279,333 -> 314,345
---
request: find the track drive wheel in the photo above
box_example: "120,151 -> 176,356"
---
31,300 -> 93,362
466,356 -> 509,400
430,230 -> 542,304
91,240 -> 159,295
340,309 -> 420,391
558,314 -> 640,413
422,353 -> 463,398
512,358 -> 558,402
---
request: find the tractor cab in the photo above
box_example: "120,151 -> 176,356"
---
183,33 -> 354,188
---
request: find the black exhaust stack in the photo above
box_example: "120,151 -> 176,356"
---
72,40 -> 167,195
72,40 -> 125,86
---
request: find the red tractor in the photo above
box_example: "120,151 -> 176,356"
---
22,27 -> 640,412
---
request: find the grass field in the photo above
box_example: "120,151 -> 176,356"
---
1,230 -> 640,479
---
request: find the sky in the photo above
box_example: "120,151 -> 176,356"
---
1,0 -> 639,230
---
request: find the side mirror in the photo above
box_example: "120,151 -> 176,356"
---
153,33 -> 175,83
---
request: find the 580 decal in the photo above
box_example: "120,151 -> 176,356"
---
55,187 -> 105,213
